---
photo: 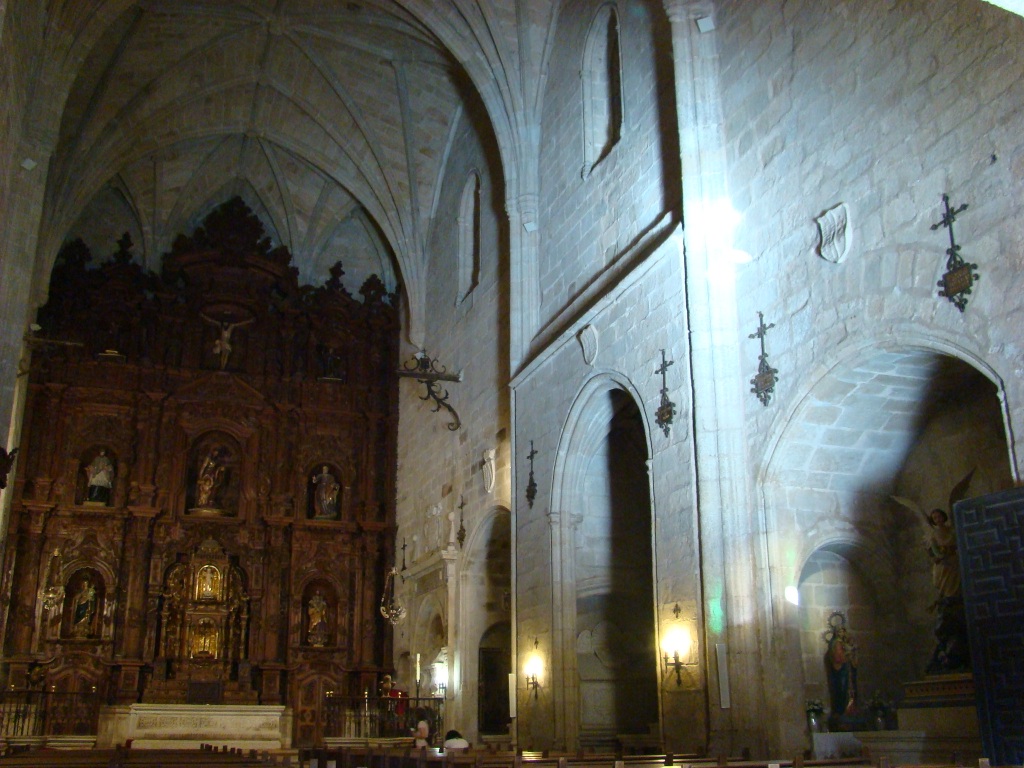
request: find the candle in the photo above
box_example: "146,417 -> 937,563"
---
416,652 -> 421,682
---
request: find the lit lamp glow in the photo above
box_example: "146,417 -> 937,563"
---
661,624 -> 696,686
524,639 -> 543,698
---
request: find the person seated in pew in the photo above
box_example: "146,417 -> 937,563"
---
443,730 -> 470,750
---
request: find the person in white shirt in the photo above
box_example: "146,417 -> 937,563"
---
443,730 -> 469,750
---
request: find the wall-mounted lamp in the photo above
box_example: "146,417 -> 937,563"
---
524,638 -> 542,698
661,617 -> 697,686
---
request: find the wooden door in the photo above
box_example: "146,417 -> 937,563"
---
955,487 -> 1024,765
294,674 -> 335,747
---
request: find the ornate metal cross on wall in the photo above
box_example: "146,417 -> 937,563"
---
931,193 -> 978,312
525,441 -> 538,509
749,311 -> 779,407
457,495 -> 466,547
654,349 -> 677,437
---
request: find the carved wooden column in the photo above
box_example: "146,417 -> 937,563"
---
3,503 -> 51,660
130,393 -> 165,508
112,509 -> 157,702
259,520 -> 291,704
357,532 -> 381,667
23,384 -> 67,503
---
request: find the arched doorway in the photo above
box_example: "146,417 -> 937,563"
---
555,380 -> 659,750
459,506 -> 512,743
478,622 -> 511,735
763,346 -> 1014,751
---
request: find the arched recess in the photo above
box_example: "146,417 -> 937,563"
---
457,172 -> 481,304
550,374 -> 658,751
412,595 -> 448,697
761,341 -> 1015,751
459,505 -> 512,743
62,567 -> 105,640
582,4 -> 623,175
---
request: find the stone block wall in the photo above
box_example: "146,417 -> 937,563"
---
511,238 -> 701,751
715,0 -> 1024,465
709,0 -> 1024,754
394,87 -> 510,742
536,0 -> 680,331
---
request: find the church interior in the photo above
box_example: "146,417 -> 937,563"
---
0,0 -> 1021,764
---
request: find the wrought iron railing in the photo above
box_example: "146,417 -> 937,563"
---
324,694 -> 444,742
0,688 -> 101,738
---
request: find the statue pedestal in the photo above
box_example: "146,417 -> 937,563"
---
856,675 -> 981,764
97,703 -> 292,750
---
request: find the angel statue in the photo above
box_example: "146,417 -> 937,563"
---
892,467 -> 976,674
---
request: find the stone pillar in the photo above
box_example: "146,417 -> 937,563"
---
548,509 -> 582,752
0,126 -> 58,574
442,543 -> 458,730
663,0 -> 764,755
507,190 -> 540,372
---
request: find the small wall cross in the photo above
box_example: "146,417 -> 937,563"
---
749,311 -> 779,407
525,441 -> 538,508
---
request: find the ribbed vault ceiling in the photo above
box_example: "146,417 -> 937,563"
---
41,0 -> 521,311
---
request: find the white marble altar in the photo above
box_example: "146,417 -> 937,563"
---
96,703 -> 292,750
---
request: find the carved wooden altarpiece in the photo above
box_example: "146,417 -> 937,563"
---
1,198 -> 400,746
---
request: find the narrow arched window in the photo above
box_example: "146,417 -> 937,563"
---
457,172 -> 480,304
582,5 -> 622,176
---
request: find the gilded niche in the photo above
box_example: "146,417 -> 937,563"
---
158,539 -> 248,668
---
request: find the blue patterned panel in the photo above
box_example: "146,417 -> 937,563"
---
955,487 -> 1024,766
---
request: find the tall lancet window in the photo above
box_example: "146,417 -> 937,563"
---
457,172 -> 481,304
582,5 -> 622,176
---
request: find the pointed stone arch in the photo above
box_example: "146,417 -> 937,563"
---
581,4 -> 623,176
548,373 -> 658,750
760,337 -> 1015,752
457,171 -> 481,305
458,505 -> 512,743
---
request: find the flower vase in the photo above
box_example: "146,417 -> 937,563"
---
807,711 -> 823,734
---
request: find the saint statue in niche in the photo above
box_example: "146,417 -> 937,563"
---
194,446 -> 228,510
197,565 -> 220,600
307,590 -> 329,647
70,579 -> 97,638
84,450 -> 114,504
822,611 -> 857,730
311,466 -> 340,519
